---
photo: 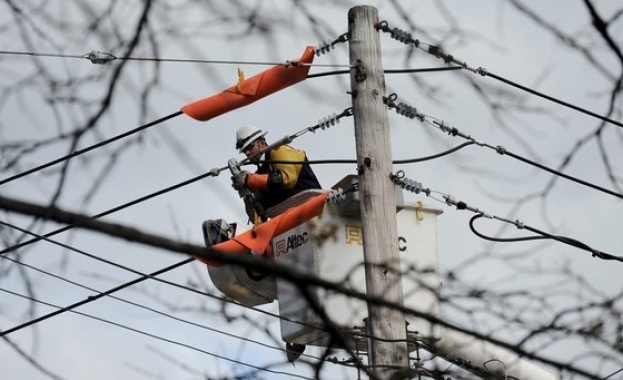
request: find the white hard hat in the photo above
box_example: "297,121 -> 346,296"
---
235,125 -> 267,153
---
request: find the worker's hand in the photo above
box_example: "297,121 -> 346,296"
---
231,170 -> 250,191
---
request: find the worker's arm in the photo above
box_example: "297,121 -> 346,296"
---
246,145 -> 305,191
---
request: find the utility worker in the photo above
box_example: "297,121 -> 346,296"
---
231,124 -> 314,360
231,125 -> 322,218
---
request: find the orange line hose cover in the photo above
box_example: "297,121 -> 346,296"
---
181,46 -> 315,122
197,192 -> 328,266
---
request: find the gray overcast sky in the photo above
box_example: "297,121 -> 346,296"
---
1,1 -> 622,379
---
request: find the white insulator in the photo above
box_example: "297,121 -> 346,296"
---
327,188 -> 346,203
318,113 -> 339,130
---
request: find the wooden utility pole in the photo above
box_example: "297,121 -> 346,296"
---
348,5 -> 409,379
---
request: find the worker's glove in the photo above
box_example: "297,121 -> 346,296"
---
231,170 -> 250,191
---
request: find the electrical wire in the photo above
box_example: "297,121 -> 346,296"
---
0,111 -> 182,187
0,193 -> 605,379
0,223 -> 365,370
249,142 -> 475,168
392,142 -> 475,164
468,215 -> 545,243
0,48 -> 465,76
0,165 -> 227,256
0,254 -> 192,337
0,218 -> 358,360
602,366 -> 623,380
384,93 -> 623,201
0,220 -> 337,344
306,66 -> 461,78
391,170 -> 623,263
0,49 -> 351,68
0,288 -> 314,380
376,21 -> 623,130
0,107 -> 351,255
0,252 -> 330,364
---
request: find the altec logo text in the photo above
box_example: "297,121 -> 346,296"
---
275,232 -> 309,256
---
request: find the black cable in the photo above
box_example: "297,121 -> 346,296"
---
498,147 -> 623,201
0,189 -> 606,379
469,214 -> 549,243
484,71 -> 623,130
376,21 -> 623,130
603,367 -> 623,380
0,253 -> 325,362
0,167 -> 223,256
0,257 -> 193,337
469,214 -> 623,263
393,142 -> 475,164
0,225 -> 350,369
387,91 -> 623,201
307,70 -> 349,78
0,49 -> 309,67
306,66 -> 461,78
0,50 -> 84,60
0,111 -> 182,187
520,222 -> 623,262
385,67 -> 462,74
0,288 -> 314,380
0,220 -> 334,338
249,143 -> 474,168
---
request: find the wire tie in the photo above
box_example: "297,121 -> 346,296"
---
514,220 -> 525,229
495,145 -> 507,155
208,168 -> 220,176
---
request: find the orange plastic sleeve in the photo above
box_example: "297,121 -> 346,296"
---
246,173 -> 268,191
181,46 -> 315,122
196,191 -> 328,266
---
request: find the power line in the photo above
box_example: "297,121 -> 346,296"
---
602,367 -> 623,380
384,93 -> 623,201
469,213 -> 623,263
0,49 -> 351,68
307,66 -> 461,78
0,111 -> 181,187
391,170 -> 623,263
0,287 -> 314,380
0,166 -> 226,255
0,251 -> 327,363
0,189 -> 604,379
255,142 -> 475,168
0,255 -> 192,338
376,20 -> 623,130
0,220 -> 335,343
0,224 -> 359,371
0,107 -> 351,255
0,47 -> 460,77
